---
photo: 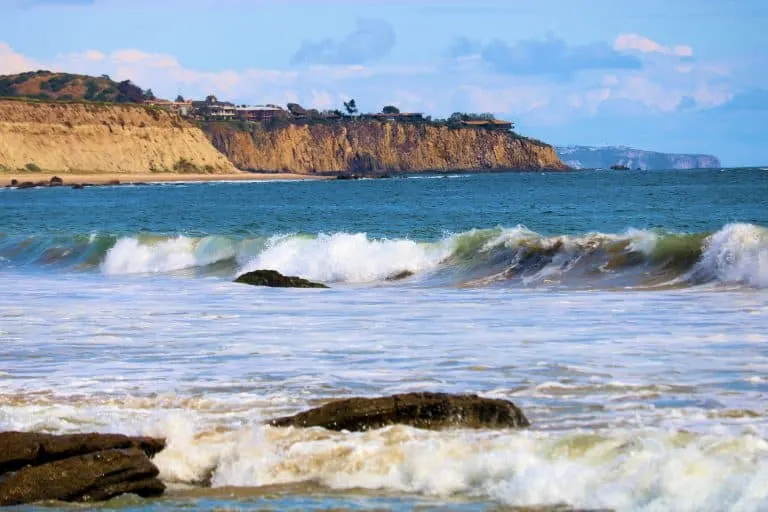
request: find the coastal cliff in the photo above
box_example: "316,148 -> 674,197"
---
203,121 -> 567,173
0,100 -> 236,174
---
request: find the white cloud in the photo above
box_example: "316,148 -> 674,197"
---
614,34 -> 693,57
0,42 -> 41,74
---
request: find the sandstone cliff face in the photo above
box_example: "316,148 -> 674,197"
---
0,101 -> 235,174
204,122 -> 567,173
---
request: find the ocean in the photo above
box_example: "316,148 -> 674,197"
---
1,168 -> 767,511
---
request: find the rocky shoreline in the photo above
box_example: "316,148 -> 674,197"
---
0,393 -> 531,507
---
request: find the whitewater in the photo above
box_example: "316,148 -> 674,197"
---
1,169 -> 767,511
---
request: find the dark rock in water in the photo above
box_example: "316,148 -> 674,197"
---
16,181 -> 37,189
268,392 -> 530,431
10,179 -> 18,186
336,173 -> 362,180
72,183 -> 85,189
386,270 -> 415,281
0,431 -> 165,474
0,448 -> 164,506
49,176 -> 64,186
235,269 -> 328,289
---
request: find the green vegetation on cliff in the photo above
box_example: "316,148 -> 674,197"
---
0,71 -> 151,104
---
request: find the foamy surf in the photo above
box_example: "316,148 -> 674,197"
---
141,423 -> 768,511
1,223 -> 766,289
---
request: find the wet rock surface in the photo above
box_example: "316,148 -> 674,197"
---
0,432 -> 165,506
235,269 -> 329,288
269,392 -> 530,431
0,448 -> 164,506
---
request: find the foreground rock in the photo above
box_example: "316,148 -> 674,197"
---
0,449 -> 164,506
269,392 -> 529,431
235,269 -> 329,288
0,432 -> 165,506
0,431 -> 164,474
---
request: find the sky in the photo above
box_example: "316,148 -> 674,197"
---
1,0 -> 767,165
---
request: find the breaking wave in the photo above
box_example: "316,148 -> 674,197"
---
149,422 -> 768,511
1,223 -> 766,289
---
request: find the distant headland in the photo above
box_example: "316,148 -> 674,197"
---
557,145 -> 721,171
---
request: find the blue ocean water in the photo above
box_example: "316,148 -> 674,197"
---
1,169 -> 767,511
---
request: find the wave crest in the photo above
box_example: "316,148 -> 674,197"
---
2,223 -> 766,289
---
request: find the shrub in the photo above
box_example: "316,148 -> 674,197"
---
173,158 -> 199,173
25,163 -> 41,172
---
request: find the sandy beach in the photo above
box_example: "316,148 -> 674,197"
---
1,172 -> 330,187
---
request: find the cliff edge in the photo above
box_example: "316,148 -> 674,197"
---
0,100 -> 236,174
203,121 -> 567,174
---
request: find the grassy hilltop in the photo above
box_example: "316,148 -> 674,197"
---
0,70 -> 151,104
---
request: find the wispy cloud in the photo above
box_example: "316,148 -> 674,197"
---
614,34 -> 693,58
291,18 -> 396,65
450,35 -> 642,77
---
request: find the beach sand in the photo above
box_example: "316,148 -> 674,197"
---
1,172 -> 330,187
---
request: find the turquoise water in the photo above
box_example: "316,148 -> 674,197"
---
1,169 -> 766,238
1,169 -> 767,511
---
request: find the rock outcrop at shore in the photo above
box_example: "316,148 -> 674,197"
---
235,269 -> 329,288
0,100 -> 235,174
203,121 -> 567,174
0,432 -> 165,506
269,392 -> 530,431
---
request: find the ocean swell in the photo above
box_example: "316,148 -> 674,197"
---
1,223 -> 766,289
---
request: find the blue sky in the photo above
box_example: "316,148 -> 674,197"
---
1,0 -> 767,165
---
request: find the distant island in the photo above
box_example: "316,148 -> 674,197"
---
0,71 -> 567,181
557,145 -> 721,170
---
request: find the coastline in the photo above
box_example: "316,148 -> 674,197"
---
0,171 -> 330,187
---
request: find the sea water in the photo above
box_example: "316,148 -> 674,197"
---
0,169 -> 767,511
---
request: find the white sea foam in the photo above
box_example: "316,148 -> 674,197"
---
694,223 -> 768,287
91,225 -> 767,288
239,232 -> 451,283
144,424 -> 768,511
101,236 -> 239,275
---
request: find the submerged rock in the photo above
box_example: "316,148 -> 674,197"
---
268,392 -> 529,431
235,269 -> 328,289
0,431 -> 165,474
0,448 -> 164,506
385,270 -> 415,281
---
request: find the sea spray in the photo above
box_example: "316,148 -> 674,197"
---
239,232 -> 452,283
143,423 -> 768,511
2,225 -> 766,289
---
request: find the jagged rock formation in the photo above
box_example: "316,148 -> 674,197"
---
0,432 -> 166,506
268,392 -> 530,431
0,100 -> 236,174
557,145 -> 721,170
204,121 -> 567,174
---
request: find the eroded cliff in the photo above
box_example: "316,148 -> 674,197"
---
0,100 -> 236,174
204,121 -> 567,173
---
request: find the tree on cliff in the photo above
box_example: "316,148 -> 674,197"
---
287,103 -> 307,117
175,94 -> 185,102
143,89 -> 156,101
343,99 -> 358,115
116,80 -> 145,103
382,105 -> 400,114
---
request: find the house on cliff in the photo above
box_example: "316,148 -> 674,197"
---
192,95 -> 236,120
235,105 -> 286,122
